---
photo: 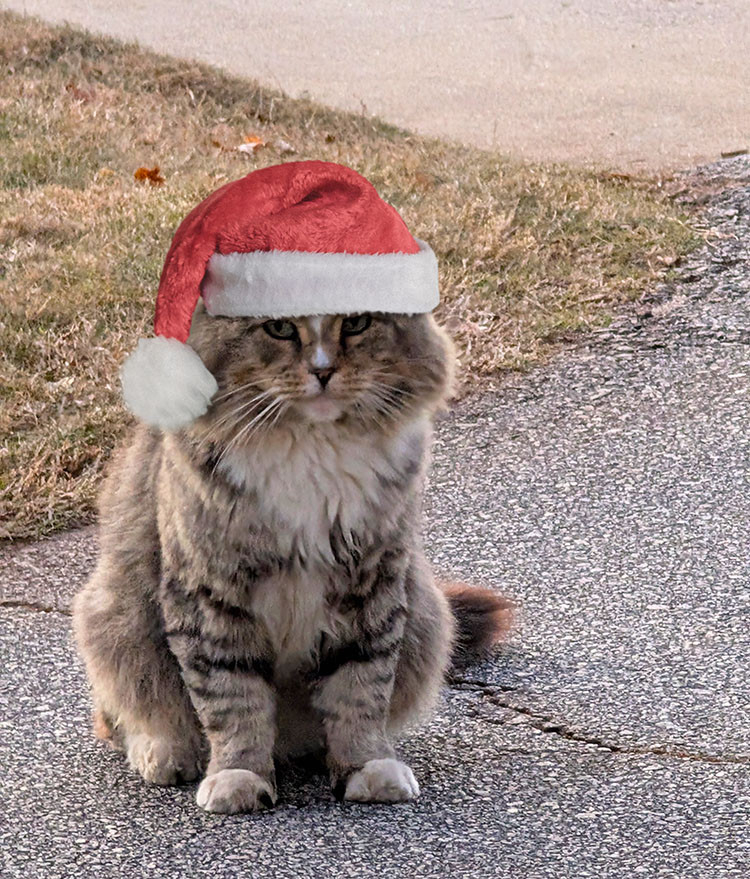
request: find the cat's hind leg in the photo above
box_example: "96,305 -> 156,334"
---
387,557 -> 455,735
73,563 -> 204,785
389,560 -> 513,734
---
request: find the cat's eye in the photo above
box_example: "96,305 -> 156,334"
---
341,314 -> 372,336
263,319 -> 298,340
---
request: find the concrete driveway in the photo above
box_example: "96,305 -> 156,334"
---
2,157 -> 749,877
4,0 -> 749,170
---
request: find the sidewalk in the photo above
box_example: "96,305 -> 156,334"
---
4,0 -> 749,170
2,157 -> 749,877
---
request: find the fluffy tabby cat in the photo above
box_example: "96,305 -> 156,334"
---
73,305 -> 509,813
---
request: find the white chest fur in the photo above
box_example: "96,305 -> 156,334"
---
217,416 -> 428,670
250,568 -> 342,673
218,416 -> 426,562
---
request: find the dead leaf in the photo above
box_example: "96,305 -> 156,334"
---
65,81 -> 95,103
236,135 -> 266,155
134,166 -> 165,186
414,171 -> 436,191
210,123 -> 235,151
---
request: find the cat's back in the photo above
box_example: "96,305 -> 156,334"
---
97,424 -> 163,554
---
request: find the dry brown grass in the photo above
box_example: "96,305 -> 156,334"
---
0,11 -> 698,541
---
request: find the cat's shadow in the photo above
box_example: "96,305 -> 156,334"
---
274,752 -> 333,806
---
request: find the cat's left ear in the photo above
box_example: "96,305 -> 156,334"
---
120,336 -> 218,432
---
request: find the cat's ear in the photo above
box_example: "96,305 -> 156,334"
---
120,336 -> 218,431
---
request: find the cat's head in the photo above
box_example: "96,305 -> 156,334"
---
188,305 -> 454,442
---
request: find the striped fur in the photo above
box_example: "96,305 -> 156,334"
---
73,309 -> 507,813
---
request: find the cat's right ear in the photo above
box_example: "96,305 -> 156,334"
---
120,336 -> 218,432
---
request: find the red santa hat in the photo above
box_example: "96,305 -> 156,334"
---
121,160 -> 439,430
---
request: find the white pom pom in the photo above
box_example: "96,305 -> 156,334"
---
120,337 -> 218,431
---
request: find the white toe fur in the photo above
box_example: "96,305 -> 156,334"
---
126,733 -> 201,785
344,758 -> 420,803
196,769 -> 276,814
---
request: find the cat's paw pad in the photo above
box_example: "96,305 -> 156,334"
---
196,769 -> 276,814
127,733 -> 201,785
344,758 -> 420,803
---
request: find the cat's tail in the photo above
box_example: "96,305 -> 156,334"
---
441,582 -> 515,670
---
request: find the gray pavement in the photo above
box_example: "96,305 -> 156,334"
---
4,0 -> 749,170
2,158 -> 750,876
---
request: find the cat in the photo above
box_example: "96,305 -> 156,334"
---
73,305 -> 510,813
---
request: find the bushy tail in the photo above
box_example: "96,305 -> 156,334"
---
442,582 -> 515,670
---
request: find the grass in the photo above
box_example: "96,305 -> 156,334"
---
0,11 -> 699,542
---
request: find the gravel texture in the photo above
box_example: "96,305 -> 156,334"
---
0,527 -> 95,613
2,609 -> 747,879
2,157 -> 750,877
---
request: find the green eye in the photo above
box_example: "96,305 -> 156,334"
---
341,314 -> 372,336
263,319 -> 298,340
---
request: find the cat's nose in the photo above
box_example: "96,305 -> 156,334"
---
311,367 -> 335,389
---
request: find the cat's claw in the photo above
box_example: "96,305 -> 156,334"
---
197,769 -> 276,814
344,758 -> 420,803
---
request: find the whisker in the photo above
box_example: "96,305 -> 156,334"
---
212,379 -> 264,403
211,391 -> 271,428
355,393 -> 390,430
259,398 -> 289,439
363,387 -> 408,424
201,392 -> 272,445
368,381 -> 417,399
234,398 -> 287,448
231,398 -> 283,447
211,397 -> 284,475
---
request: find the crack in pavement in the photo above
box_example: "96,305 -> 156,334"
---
638,328 -> 750,348
450,677 -> 750,767
589,321 -> 750,352
4,607 -> 748,767
0,599 -> 71,616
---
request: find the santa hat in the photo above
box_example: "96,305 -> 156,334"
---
121,160 -> 439,431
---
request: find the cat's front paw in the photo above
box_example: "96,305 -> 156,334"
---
196,769 -> 276,814
127,733 -> 202,785
344,758 -> 420,803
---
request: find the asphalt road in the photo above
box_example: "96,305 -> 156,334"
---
4,0 -> 749,170
2,158 -> 750,876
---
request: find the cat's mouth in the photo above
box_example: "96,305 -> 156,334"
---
296,394 -> 344,423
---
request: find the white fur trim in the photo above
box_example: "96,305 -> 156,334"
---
120,336 -> 218,431
202,238 -> 439,318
